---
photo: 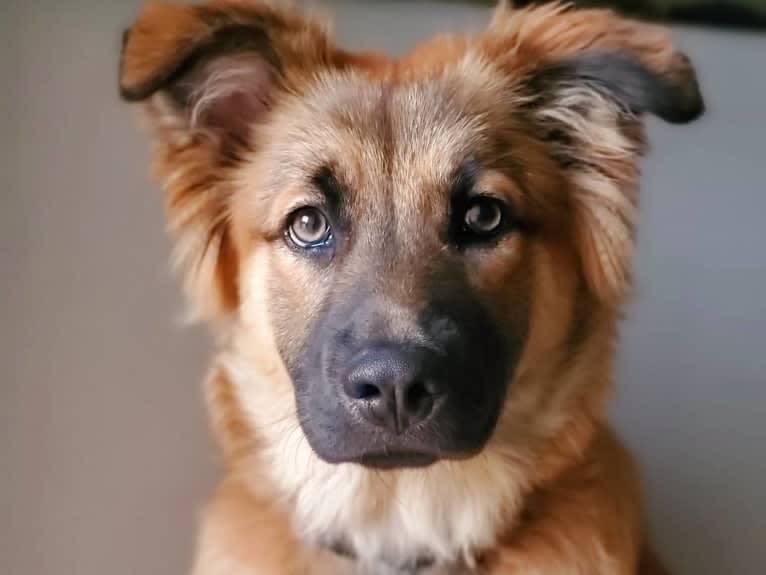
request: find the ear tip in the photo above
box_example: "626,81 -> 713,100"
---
117,2 -> 200,102
118,83 -> 147,102
118,27 -> 137,100
117,15 -> 151,101
668,91 -> 705,124
663,52 -> 706,124
118,28 -> 149,101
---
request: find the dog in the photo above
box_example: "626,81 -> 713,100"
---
119,1 -> 703,573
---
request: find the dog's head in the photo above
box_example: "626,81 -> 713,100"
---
120,1 -> 702,470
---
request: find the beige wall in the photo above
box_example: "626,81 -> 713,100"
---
1,2 -> 215,573
2,2 -> 764,574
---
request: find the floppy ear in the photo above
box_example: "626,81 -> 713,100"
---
483,2 -> 704,304
119,0 -> 338,320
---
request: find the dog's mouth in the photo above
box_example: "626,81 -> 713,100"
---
356,450 -> 439,469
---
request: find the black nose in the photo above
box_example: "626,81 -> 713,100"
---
343,345 -> 442,433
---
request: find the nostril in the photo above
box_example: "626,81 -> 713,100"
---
348,382 -> 381,401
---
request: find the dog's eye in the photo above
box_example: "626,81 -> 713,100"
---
463,197 -> 504,236
287,207 -> 332,248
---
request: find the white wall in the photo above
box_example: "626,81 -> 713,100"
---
2,2 -> 764,574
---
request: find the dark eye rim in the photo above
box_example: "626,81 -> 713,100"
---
284,206 -> 334,250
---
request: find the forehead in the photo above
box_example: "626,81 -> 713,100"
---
256,55 -> 520,206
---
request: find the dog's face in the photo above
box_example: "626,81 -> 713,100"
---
120,2 -> 702,469
247,72 -> 537,467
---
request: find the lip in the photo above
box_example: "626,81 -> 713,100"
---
356,451 -> 439,469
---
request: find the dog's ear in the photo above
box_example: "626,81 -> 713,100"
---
119,1 -> 338,320
483,3 -> 704,304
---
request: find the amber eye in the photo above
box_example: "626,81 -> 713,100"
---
463,197 -> 504,236
287,207 -> 332,248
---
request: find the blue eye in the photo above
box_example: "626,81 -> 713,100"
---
287,207 -> 332,248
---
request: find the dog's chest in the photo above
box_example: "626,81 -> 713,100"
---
313,529 -> 479,575
316,549 -> 474,575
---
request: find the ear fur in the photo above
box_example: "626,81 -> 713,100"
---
483,2 -> 704,304
119,1 -> 338,320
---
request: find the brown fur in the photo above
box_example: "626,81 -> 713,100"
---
119,1 -> 701,573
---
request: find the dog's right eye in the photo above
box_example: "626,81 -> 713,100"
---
464,197 -> 504,236
286,207 -> 333,249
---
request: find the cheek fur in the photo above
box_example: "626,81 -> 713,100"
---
262,246 -> 336,372
465,234 -> 531,341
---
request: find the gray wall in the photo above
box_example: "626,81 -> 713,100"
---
2,2 -> 764,574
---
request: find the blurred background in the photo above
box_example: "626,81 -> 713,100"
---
1,1 -> 764,574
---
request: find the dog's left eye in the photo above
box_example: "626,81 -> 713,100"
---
287,207 -> 332,248
463,197 -> 505,236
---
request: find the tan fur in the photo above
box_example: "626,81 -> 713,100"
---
119,1 -> 701,573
